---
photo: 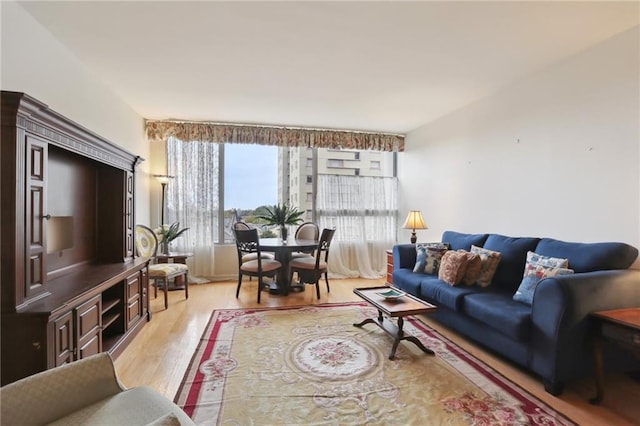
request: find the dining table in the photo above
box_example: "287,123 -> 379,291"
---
258,237 -> 319,295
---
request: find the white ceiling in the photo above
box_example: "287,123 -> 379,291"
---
18,1 -> 639,134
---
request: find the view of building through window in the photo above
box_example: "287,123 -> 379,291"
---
220,143 -> 396,243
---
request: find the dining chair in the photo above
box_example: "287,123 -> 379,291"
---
291,222 -> 319,259
233,228 -> 282,303
233,221 -> 274,282
288,228 -> 336,299
134,224 -> 189,309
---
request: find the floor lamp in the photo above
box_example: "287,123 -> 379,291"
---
153,174 -> 174,226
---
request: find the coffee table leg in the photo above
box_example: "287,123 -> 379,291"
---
354,311 -> 434,360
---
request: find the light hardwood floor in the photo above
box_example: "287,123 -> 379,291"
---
115,279 -> 640,425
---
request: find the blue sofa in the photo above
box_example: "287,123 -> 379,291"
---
392,230 -> 640,395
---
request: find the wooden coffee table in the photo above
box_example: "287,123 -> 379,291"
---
353,286 -> 437,360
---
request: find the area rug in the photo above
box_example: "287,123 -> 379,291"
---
175,303 -> 575,425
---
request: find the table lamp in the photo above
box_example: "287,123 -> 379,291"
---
402,210 -> 427,244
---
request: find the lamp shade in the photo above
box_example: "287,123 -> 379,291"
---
402,211 -> 427,230
153,174 -> 174,185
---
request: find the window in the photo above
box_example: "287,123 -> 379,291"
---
306,158 -> 313,168
370,161 -> 381,170
166,137 -> 398,279
327,159 -> 344,168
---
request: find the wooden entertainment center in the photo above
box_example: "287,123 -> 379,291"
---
1,91 -> 150,385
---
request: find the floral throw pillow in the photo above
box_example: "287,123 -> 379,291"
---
513,265 -> 574,305
513,252 -> 572,305
525,251 -> 569,269
458,250 -> 482,286
438,250 -> 469,286
413,243 -> 449,275
470,245 -> 501,287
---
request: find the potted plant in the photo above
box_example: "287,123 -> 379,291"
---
154,222 -> 189,254
257,204 -> 304,240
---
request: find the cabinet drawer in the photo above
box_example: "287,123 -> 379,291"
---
602,323 -> 640,347
127,297 -> 141,328
126,273 -> 140,300
78,333 -> 101,360
76,295 -> 101,341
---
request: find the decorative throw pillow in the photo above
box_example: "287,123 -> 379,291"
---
524,251 -> 569,269
438,250 -> 469,286
413,243 -> 449,275
458,250 -> 482,286
470,245 -> 501,287
513,264 -> 574,305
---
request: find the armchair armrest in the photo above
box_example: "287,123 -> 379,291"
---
392,244 -> 417,271
529,269 -> 640,387
0,353 -> 125,425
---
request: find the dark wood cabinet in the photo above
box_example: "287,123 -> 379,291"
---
1,91 -> 149,385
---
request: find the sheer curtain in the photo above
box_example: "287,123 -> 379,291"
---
166,137 -> 218,279
317,175 -> 397,279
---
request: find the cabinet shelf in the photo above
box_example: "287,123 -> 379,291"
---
103,334 -> 123,353
102,312 -> 121,331
102,298 -> 121,315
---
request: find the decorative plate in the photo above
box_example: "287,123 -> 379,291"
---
377,288 -> 406,299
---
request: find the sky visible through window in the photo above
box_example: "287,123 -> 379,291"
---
224,144 -> 278,210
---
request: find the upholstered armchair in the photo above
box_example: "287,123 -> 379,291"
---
135,225 -> 189,309
0,352 -> 194,425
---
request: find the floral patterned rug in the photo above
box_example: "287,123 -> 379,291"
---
175,303 -> 575,425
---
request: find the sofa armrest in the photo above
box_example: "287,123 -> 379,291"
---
393,244 -> 417,271
0,352 -> 125,425
529,269 -> 640,385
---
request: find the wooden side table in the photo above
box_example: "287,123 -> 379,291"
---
155,252 -> 193,289
386,249 -> 393,286
589,308 -> 640,404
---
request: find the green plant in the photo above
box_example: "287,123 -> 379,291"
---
154,222 -> 189,243
256,203 -> 304,227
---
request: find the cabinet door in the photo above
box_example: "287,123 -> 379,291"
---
53,311 -> 74,367
75,295 -> 102,360
125,171 -> 134,258
140,268 -> 149,318
25,136 -> 48,300
126,272 -> 142,329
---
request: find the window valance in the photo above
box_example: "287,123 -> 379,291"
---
145,120 -> 404,152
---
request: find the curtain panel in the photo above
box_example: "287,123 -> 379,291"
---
146,120 -> 404,152
317,174 -> 398,279
166,137 -> 219,279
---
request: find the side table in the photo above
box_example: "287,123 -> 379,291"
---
386,249 -> 393,286
155,252 -> 193,290
589,308 -> 640,404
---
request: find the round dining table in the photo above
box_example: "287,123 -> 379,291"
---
258,238 -> 318,295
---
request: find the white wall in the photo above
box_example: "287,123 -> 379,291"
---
400,27 -> 639,260
1,2 -> 150,225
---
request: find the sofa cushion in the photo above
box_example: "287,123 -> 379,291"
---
535,238 -> 639,272
392,269 -> 425,297
482,234 -> 540,290
438,250 -> 468,285
462,292 -> 533,341
420,277 -> 477,310
470,245 -> 501,287
442,231 -> 489,251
